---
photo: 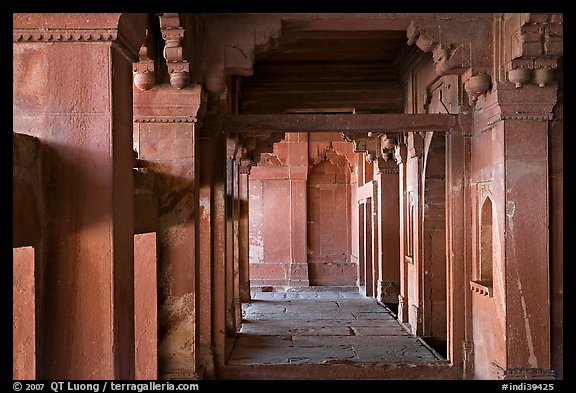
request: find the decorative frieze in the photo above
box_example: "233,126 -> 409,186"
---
133,116 -> 197,123
469,280 -> 493,298
491,362 -> 556,380
13,29 -> 118,42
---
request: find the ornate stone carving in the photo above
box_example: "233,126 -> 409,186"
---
406,21 -> 439,53
508,68 -> 531,88
464,73 -> 492,106
407,21 -> 471,77
407,133 -> 424,159
239,132 -> 286,165
432,43 -> 471,76
394,141 -> 407,165
133,25 -> 157,91
508,13 -> 562,89
158,13 -> 190,89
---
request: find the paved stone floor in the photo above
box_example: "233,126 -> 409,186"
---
228,287 -> 441,365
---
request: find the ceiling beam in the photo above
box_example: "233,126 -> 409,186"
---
203,113 -> 457,133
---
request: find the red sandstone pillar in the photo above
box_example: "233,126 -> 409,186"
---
133,85 -> 202,379
224,139 -> 239,336
445,115 -> 472,372
484,82 -> 556,379
375,159 -> 401,305
134,233 -> 158,380
13,247 -> 35,380
238,166 -> 251,301
13,13 -> 146,379
288,133 -> 310,287
363,198 -> 374,297
211,135 -> 227,370
406,133 -> 424,335
371,175 -> 379,298
197,133 -> 221,378
395,141 -> 409,323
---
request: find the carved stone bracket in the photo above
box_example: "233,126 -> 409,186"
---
407,21 -> 471,77
508,13 -> 562,89
133,22 -> 157,91
394,140 -> 407,165
407,132 -> 424,159
237,132 -> 285,165
158,13 -> 190,89
200,15 -> 282,95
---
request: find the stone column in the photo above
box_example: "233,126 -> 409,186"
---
13,13 -> 147,379
395,141 -> 408,323
133,84 -> 202,379
406,132 -> 424,335
197,132 -> 222,378
232,155 -> 242,330
375,159 -> 400,305
482,82 -> 557,379
363,198 -> 373,297
288,133 -> 309,287
238,164 -> 251,301
445,114 -> 471,371
289,168 -> 310,287
224,139 -> 237,336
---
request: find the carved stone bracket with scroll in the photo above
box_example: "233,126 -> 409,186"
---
342,131 -> 400,163
238,132 -> 285,166
407,19 -> 491,107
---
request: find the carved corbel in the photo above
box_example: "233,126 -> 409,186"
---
406,21 -> 439,53
342,132 -> 382,163
464,73 -> 492,106
394,140 -> 407,166
233,145 -> 255,174
133,23 -> 157,91
159,13 -> 190,89
432,43 -> 471,76
241,132 -> 286,165
407,132 -> 424,159
379,133 -> 399,161
508,13 -> 562,89
408,21 -> 472,77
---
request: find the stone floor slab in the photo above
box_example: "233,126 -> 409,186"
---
230,287 -> 440,365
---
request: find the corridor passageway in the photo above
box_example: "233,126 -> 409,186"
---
229,287 -> 440,365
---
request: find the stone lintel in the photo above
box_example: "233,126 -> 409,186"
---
205,114 -> 457,134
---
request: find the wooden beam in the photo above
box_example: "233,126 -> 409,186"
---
204,113 -> 457,133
